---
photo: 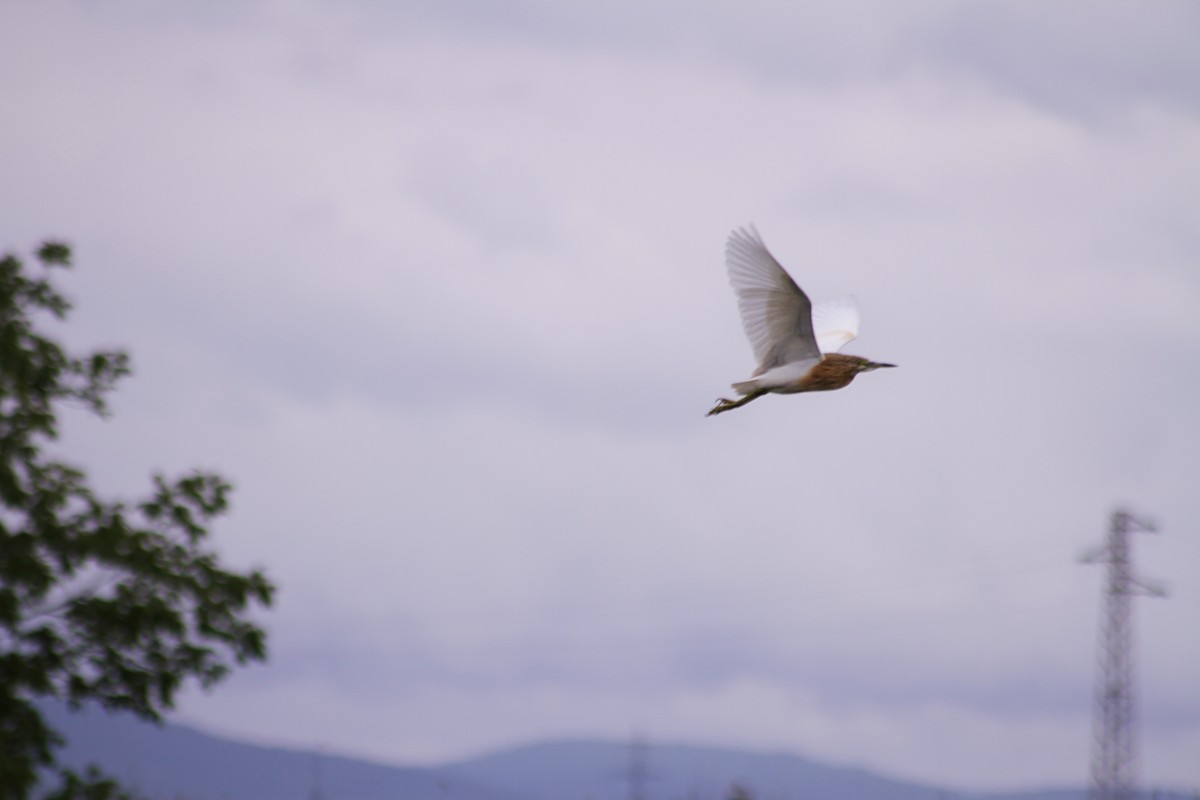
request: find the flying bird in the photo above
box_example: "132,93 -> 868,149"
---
708,225 -> 896,416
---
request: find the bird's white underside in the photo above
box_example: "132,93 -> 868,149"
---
739,358 -> 823,394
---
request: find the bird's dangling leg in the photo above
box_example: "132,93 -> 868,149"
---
706,390 -> 766,417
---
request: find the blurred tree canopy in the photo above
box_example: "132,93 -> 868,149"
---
0,242 -> 275,800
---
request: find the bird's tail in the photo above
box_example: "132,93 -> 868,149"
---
731,379 -> 759,395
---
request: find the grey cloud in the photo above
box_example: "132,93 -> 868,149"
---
329,0 -> 1200,119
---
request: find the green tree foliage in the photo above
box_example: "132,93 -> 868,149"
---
0,242 -> 275,799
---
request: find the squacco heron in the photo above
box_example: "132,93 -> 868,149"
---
708,225 -> 895,417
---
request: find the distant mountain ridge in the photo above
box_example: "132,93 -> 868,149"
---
40,702 -> 511,800
39,702 -> 1187,800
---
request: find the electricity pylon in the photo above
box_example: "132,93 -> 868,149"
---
626,731 -> 651,800
1081,509 -> 1166,800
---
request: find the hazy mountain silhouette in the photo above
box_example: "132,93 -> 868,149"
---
39,701 -> 513,800
40,701 -> 1190,800
443,740 -> 1079,800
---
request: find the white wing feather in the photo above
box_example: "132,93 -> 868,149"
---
811,297 -> 860,354
724,226 -> 821,370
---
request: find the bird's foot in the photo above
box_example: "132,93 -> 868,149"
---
707,397 -> 736,417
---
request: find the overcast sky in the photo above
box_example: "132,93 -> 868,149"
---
3,0 -> 1199,792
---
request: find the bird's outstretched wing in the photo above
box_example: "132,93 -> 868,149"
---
812,297 -> 860,354
725,225 -> 821,372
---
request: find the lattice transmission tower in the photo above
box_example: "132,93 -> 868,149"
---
1081,509 -> 1166,800
626,730 -> 651,800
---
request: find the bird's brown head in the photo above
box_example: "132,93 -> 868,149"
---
803,353 -> 896,392
826,354 -> 897,377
